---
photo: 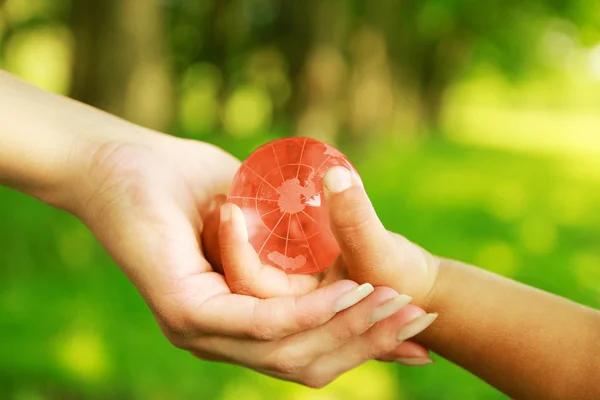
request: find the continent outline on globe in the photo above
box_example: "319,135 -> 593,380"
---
228,137 -> 361,274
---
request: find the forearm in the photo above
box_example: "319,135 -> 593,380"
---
420,258 -> 600,400
0,70 -> 159,208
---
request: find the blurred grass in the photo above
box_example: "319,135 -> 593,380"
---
1,135 -> 598,399
2,0 -> 599,398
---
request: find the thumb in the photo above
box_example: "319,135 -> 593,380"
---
323,166 -> 398,283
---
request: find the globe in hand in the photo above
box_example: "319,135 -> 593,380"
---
229,137 -> 361,274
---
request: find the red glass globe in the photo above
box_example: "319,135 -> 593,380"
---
228,137 -> 361,274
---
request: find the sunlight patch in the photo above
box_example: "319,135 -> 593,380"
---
55,330 -> 110,382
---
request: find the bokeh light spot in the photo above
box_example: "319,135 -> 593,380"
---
224,86 -> 272,137
56,330 -> 110,382
487,182 -> 528,221
4,0 -> 46,23
57,225 -> 95,270
4,26 -> 73,94
475,241 -> 518,277
179,63 -> 222,136
572,252 -> 600,295
518,217 -> 557,255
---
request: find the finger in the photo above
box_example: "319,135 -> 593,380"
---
376,340 -> 430,362
300,308 -> 437,385
201,194 -> 228,273
218,203 -> 320,297
272,287 -> 412,364
189,349 -> 228,363
323,167 -> 396,281
190,288 -> 415,373
188,279 -> 374,341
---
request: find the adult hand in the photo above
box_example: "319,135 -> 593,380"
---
198,198 -> 436,385
66,131 -> 430,387
1,71 -> 432,388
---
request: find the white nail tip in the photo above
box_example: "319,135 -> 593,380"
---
369,294 -> 413,324
333,283 -> 374,312
396,313 -> 438,342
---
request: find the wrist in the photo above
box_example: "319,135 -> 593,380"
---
44,122 -> 169,214
0,114 -> 82,206
419,257 -> 461,312
0,70 -> 170,211
1,110 -> 159,212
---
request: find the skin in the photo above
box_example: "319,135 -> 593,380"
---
204,201 -> 437,386
7,68 -> 597,397
321,166 -> 600,400
0,70 -> 432,388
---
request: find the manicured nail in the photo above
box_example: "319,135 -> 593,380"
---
323,166 -> 354,194
230,204 -> 248,243
369,294 -> 412,325
395,357 -> 434,366
207,198 -> 218,213
220,203 -> 233,222
333,283 -> 374,312
396,313 -> 438,342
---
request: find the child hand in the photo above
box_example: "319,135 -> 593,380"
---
322,166 -> 441,309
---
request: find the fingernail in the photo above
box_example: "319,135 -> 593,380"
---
220,203 -> 233,222
368,294 -> 412,325
207,198 -> 218,213
323,166 -> 354,194
333,283 -> 374,312
396,313 -> 438,342
395,357 -> 434,366
230,204 -> 248,243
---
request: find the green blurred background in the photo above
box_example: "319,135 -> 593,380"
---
1,0 -> 599,399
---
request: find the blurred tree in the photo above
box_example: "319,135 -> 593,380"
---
3,0 -> 598,138
360,0 -> 589,133
161,0 -> 598,139
70,0 -> 174,131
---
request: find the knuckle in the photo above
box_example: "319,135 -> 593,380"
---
335,218 -> 379,255
249,324 -> 281,341
294,308 -> 322,331
265,355 -> 301,375
228,279 -> 256,296
336,201 -> 374,232
248,299 -> 294,340
332,318 -> 364,341
365,334 -> 397,360
269,347 -> 312,372
248,304 -> 283,340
